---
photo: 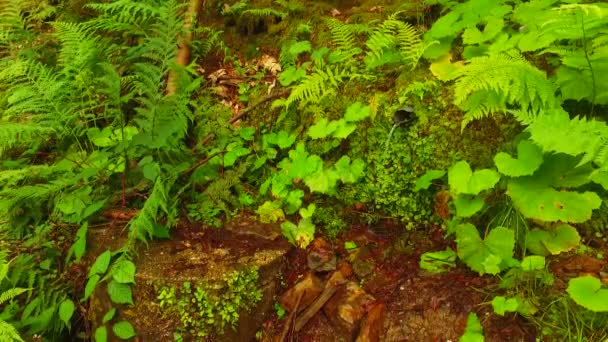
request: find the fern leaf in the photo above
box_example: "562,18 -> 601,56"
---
0,320 -> 24,342
283,66 -> 353,108
452,52 -> 559,128
0,288 -> 28,305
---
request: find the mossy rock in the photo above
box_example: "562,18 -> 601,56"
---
88,218 -> 290,341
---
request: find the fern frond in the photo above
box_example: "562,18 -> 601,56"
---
242,8 -> 287,20
0,287 -> 28,305
452,52 -> 559,128
325,18 -> 370,53
0,320 -> 24,342
526,110 -> 608,169
283,66 -> 354,108
85,0 -> 161,28
0,123 -> 56,156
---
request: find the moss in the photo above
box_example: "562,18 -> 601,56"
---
155,267 -> 263,338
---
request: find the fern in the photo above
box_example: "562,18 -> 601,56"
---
281,66 -> 356,108
242,8 -> 288,20
451,51 -> 560,128
325,18 -> 369,56
0,258 -> 27,342
526,109 -> 608,170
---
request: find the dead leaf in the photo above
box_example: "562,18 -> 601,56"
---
331,8 -> 341,17
258,54 -> 281,75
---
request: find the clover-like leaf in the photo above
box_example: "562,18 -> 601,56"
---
308,118 -> 339,139
456,224 -> 514,275
567,276 -> 608,312
507,179 -> 601,223
525,224 -> 581,256
491,296 -> 519,316
494,140 -> 543,177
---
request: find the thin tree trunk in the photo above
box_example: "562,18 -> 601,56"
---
167,0 -> 203,95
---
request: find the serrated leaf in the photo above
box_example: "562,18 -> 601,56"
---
304,168 -> 338,194
89,251 -> 112,277
59,299 -> 75,326
113,321 -> 136,339
83,275 -> 100,301
111,259 -> 136,284
102,308 -> 116,324
567,276 -> 608,312
224,146 -> 250,167
284,190 -> 304,214
525,224 -> 581,256
107,280 -> 133,305
332,121 -> 357,139
520,255 -> 545,272
281,218 -> 315,248
333,156 -> 365,183
507,179 -> 601,223
279,66 -> 307,86
494,140 -> 543,177
456,224 -> 514,275
344,102 -> 371,122
453,194 -> 484,218
308,118 -> 338,139
414,170 -> 446,191
94,326 -> 108,342
256,201 -> 285,223
275,131 -> 296,149
299,204 -> 316,219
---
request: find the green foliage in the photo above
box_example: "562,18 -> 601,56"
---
0,258 -> 28,342
493,140 -> 543,177
455,224 -> 515,275
567,276 -> 608,312
459,312 -> 484,342
156,268 -> 262,337
419,248 -> 456,273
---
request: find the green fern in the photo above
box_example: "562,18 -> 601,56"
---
325,18 -> 369,58
0,258 -> 28,342
526,110 -> 608,170
280,66 -> 356,108
451,51 -> 560,128
242,8 -> 287,20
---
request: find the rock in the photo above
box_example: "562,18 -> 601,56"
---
88,225 -> 290,342
307,237 -> 337,272
323,281 -> 376,340
280,272 -> 324,313
356,302 -> 386,342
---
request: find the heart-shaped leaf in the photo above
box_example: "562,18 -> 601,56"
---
525,224 -> 581,256
494,140 -> 543,177
456,224 -> 515,275
448,161 -> 500,195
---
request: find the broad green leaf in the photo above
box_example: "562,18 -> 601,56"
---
279,66 -> 307,86
89,251 -> 112,277
453,194 -> 484,218
419,248 -> 457,273
83,275 -> 100,301
459,312 -> 484,342
491,296 -> 519,316
333,156 -> 365,184
507,179 -> 601,223
281,218 -> 315,248
102,308 -> 116,324
284,143 -> 322,179
299,204 -> 316,219
456,224 -> 515,275
256,201 -> 285,223
113,321 -> 136,339
567,276 -> 608,312
304,169 -> 339,194
590,170 -> 608,190
107,280 -> 133,305
111,259 -> 136,284
224,146 -> 250,167
525,224 -> 581,256
284,190 -> 304,214
275,131 -> 296,149
448,161 -> 500,195
494,140 -> 543,177
238,127 -> 256,141
520,255 -> 545,272
344,102 -> 371,122
58,299 -> 75,326
308,118 -> 339,139
414,170 -> 446,191
94,326 -> 108,342
332,121 -> 357,139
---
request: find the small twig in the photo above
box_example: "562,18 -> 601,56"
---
279,291 -> 303,342
184,151 -> 223,175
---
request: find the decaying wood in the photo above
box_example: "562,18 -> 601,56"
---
279,291 -> 303,342
167,0 -> 203,95
294,270 -> 349,332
